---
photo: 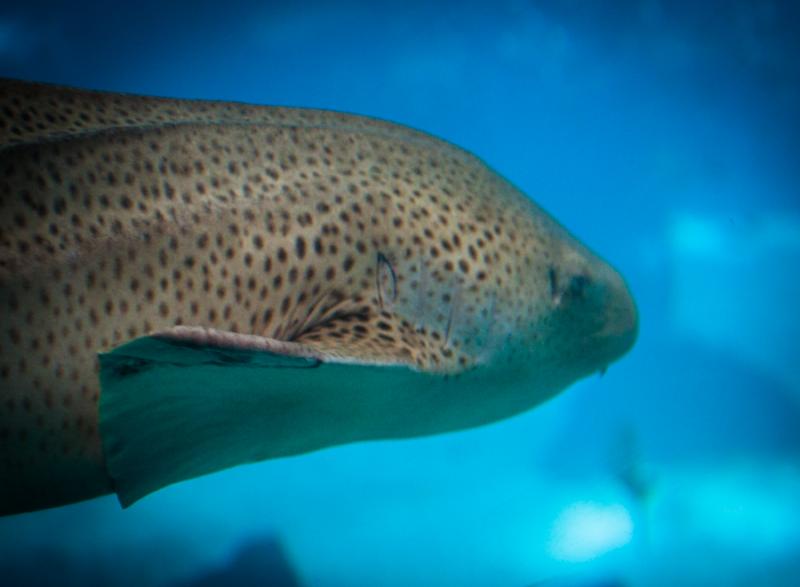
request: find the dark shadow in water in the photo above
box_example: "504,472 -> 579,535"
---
0,547 -> 117,587
173,535 -> 303,587
0,535 -> 303,587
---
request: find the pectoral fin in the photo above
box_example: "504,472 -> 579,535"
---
98,321 -> 528,507
99,327 -> 432,506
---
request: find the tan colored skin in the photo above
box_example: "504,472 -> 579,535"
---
0,80 -> 637,515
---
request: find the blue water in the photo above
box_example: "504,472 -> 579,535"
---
1,1 -> 799,585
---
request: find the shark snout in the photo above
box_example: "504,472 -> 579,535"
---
554,247 -> 638,364
596,264 -> 638,355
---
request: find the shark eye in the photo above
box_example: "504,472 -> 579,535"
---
568,274 -> 591,299
376,252 -> 398,308
549,265 -> 591,303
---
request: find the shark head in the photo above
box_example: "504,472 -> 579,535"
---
336,154 -> 639,394
526,224 -> 638,381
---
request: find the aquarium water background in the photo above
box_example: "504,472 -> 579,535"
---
1,1 -> 799,585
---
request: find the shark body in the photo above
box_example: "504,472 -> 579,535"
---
0,80 -> 637,514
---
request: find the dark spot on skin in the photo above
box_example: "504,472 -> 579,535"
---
343,255 -> 354,272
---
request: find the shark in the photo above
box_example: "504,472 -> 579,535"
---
0,79 -> 637,515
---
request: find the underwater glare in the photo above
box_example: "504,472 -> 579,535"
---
548,502 -> 634,563
1,1 -> 799,586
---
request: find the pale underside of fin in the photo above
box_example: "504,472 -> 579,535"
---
98,328 -> 537,507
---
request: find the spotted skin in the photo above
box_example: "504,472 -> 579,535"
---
0,80 -> 637,514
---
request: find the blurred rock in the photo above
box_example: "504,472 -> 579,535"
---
173,536 -> 303,587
